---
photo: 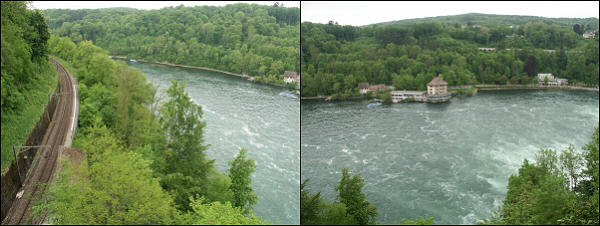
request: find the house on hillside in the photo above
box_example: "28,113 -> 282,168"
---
284,71 -> 299,83
358,82 -> 370,94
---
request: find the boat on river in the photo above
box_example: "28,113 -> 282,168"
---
130,59 -> 137,62
280,91 -> 297,98
367,102 -> 382,108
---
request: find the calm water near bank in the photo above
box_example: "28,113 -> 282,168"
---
126,61 -> 300,224
301,90 -> 599,225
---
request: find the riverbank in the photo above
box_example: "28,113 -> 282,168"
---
301,83 -> 597,103
110,56 -> 298,90
467,84 -> 599,92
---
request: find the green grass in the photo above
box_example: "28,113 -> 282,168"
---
1,60 -> 58,170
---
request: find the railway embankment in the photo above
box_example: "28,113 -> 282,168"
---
1,58 -> 80,225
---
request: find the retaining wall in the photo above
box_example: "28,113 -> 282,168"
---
1,84 -> 60,221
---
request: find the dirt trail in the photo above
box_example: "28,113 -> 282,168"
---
2,58 -> 77,225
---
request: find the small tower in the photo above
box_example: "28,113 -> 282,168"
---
427,75 -> 448,96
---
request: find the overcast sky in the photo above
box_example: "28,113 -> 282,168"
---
302,1 -> 600,26
31,1 -> 299,10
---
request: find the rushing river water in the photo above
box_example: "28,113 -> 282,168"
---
126,61 -> 300,224
301,90 -> 599,225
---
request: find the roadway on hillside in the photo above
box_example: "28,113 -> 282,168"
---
2,58 -> 78,225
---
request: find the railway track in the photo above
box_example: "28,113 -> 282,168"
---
2,58 -> 78,225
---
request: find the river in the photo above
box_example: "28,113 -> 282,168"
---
126,61 -> 300,224
301,90 -> 599,225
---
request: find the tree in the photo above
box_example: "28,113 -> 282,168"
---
158,80 -> 215,210
228,148 -> 258,214
401,217 -> 434,225
573,24 -> 584,36
37,124 -> 179,225
27,9 -> 50,60
335,168 -> 378,225
523,55 -> 538,77
300,179 -> 357,225
181,196 -> 268,225
484,126 -> 599,225
559,145 -> 583,191
300,179 -> 322,224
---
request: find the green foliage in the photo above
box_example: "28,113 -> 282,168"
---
1,1 -> 58,169
497,158 -> 570,225
158,80 -> 215,211
44,29 -> 261,224
43,3 -> 300,81
301,17 -> 599,97
300,179 -> 357,225
1,1 -> 51,112
374,13 -> 598,31
37,124 -> 179,225
302,173 -> 432,225
180,196 -> 268,225
400,217 -> 435,225
376,91 -> 392,103
228,148 -> 258,214
27,9 -> 50,60
335,168 -> 378,225
482,125 -> 600,225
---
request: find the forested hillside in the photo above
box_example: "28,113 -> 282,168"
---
0,2 -> 267,224
1,1 -> 56,170
43,3 -> 300,82
32,35 -> 267,224
301,17 -> 599,98
372,13 -> 599,30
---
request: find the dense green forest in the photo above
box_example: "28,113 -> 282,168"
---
373,13 -> 599,30
480,125 -> 599,225
42,3 -> 299,84
301,168 -> 433,225
0,2 -> 266,224
301,16 -> 599,98
1,1 -> 56,170
32,35 -> 267,224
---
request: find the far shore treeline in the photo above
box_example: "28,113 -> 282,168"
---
301,15 -> 599,99
3,2 -> 274,224
43,3 -> 300,85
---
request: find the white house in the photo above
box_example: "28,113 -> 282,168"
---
538,73 -> 568,86
537,73 -> 555,82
